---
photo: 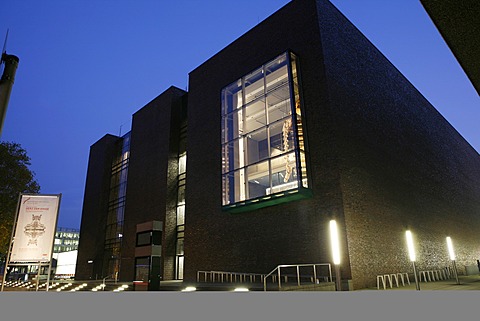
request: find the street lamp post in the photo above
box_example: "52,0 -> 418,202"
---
446,237 -> 460,285
406,230 -> 420,290
329,220 -> 341,291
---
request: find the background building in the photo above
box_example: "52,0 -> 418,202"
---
420,0 -> 479,95
52,227 -> 79,279
76,0 -> 480,290
54,227 -> 79,254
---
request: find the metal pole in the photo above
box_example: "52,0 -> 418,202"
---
452,260 -> 460,285
313,265 -> 317,284
297,266 -> 300,286
0,53 -> 20,137
35,263 -> 41,291
46,194 -> 61,292
278,267 -> 281,290
412,261 -> 420,290
45,261 -> 52,292
334,264 -> 341,291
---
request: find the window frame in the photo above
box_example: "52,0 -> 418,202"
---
221,51 -> 311,213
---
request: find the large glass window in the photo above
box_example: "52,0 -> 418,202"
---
222,52 -> 309,209
175,123 -> 187,280
103,132 -> 130,277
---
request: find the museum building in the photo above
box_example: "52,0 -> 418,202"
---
75,0 -> 480,290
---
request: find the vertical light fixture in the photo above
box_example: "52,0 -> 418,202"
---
405,230 -> 420,290
329,220 -> 341,291
446,236 -> 460,284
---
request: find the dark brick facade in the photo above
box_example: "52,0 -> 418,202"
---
120,87 -> 186,281
76,135 -> 119,280
316,0 -> 480,289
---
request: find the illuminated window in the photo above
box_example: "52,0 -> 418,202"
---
221,52 -> 309,212
175,124 -> 187,279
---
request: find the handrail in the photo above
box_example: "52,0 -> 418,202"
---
195,263 -> 333,291
197,270 -> 267,283
102,272 -> 118,290
263,263 -> 332,291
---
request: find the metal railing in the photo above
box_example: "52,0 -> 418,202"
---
196,263 -> 333,291
263,263 -> 332,291
102,272 -> 118,290
197,270 -> 267,284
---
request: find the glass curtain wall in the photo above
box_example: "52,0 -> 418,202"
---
103,132 -> 130,278
175,124 -> 187,279
221,52 -> 308,207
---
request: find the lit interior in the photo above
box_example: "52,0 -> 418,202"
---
221,52 -> 308,209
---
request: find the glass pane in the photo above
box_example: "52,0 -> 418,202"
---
244,68 -> 264,104
107,210 -> 116,225
106,224 -> 115,240
178,154 -> 186,174
177,184 -> 185,205
176,238 -> 184,256
116,206 -> 124,222
223,80 -> 243,114
244,99 -> 266,133
290,52 -> 300,88
224,109 -> 243,142
222,173 -> 230,206
269,118 -> 295,157
135,257 -> 150,282
136,232 -> 151,246
245,127 -> 268,165
270,152 -> 298,193
223,169 -> 246,205
267,84 -> 291,124
296,113 -> 305,152
246,160 -> 270,198
265,54 -> 288,92
300,151 -> 308,188
119,182 -> 127,199
222,138 -> 245,173
177,256 -> 184,280
177,205 -> 185,225
152,231 -> 162,245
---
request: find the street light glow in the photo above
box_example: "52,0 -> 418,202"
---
446,236 -> 455,260
182,286 -> 197,292
330,220 -> 341,265
406,230 -> 416,262
233,287 -> 249,292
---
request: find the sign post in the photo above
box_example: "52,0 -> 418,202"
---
1,193 -> 61,292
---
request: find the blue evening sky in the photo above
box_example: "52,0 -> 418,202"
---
1,1 -> 478,229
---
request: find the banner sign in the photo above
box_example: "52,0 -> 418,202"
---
10,194 -> 60,262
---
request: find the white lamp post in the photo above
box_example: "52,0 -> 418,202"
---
406,230 -> 420,290
329,220 -> 341,291
446,236 -> 460,284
